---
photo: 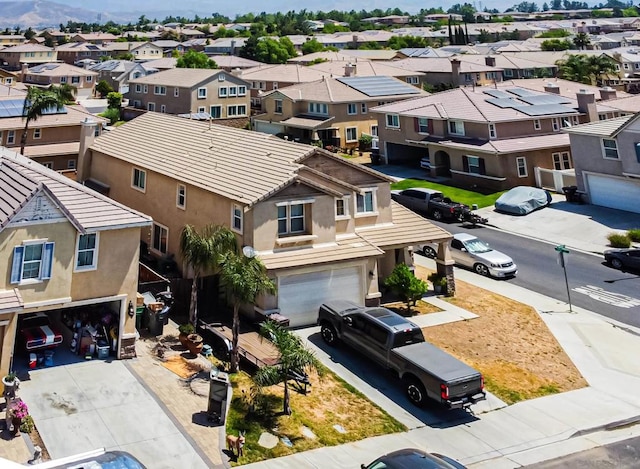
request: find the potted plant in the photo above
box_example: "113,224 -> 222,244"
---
178,323 -> 195,347
186,333 -> 204,356
358,134 -> 373,155
8,400 -> 28,436
427,273 -> 448,294
2,371 -> 19,398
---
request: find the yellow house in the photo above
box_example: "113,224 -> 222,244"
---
0,44 -> 57,69
0,149 -> 151,376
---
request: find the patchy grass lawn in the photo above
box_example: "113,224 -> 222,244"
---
226,365 -> 406,465
391,179 -> 506,208
414,266 -> 587,404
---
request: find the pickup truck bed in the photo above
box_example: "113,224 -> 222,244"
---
392,342 -> 480,383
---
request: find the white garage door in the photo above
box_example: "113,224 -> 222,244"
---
254,121 -> 284,136
587,174 -> 640,214
278,266 -> 363,327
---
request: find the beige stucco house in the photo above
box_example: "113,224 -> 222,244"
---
23,62 -> 98,99
80,112 -> 452,327
0,44 -> 57,70
0,149 -> 152,376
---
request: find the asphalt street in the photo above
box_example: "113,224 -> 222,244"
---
426,220 -> 640,329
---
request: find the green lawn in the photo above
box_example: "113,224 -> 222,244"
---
391,179 -> 506,209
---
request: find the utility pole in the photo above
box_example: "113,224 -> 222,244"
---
555,244 -> 572,313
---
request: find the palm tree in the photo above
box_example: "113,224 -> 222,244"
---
179,224 -> 237,327
572,32 -> 590,51
252,321 -> 321,415
21,84 -> 76,155
219,251 -> 276,373
556,54 -> 617,85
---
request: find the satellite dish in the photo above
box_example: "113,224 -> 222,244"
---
242,245 -> 256,258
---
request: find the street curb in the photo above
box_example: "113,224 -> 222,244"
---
570,414 -> 640,438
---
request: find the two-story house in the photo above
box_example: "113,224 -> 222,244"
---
0,148 -> 152,376
71,33 -> 118,45
307,60 -> 425,88
563,113 -> 640,213
371,84 -> 620,191
254,75 -> 428,150
23,62 -> 98,99
88,60 -> 151,94
79,112 -> 453,327
391,57 -> 504,88
0,44 -> 56,70
55,42 -> 110,65
127,68 -> 251,120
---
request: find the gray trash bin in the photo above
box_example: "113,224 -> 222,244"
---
208,370 -> 229,424
146,307 -> 164,336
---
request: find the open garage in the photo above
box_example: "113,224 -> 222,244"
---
385,142 -> 428,165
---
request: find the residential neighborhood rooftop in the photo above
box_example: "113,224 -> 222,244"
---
562,114 -> 632,136
127,68 -> 225,88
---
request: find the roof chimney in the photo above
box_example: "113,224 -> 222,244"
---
544,82 -> 560,94
344,63 -> 356,77
576,89 -> 598,122
599,86 -> 617,101
77,117 -> 98,183
485,56 -> 496,67
450,57 -> 461,87
21,63 -> 29,82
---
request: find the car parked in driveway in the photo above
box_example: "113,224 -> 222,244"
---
362,448 -> 467,469
391,188 -> 467,221
604,248 -> 640,271
419,233 -> 517,278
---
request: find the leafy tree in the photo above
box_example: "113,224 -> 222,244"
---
447,3 -> 477,23
556,54 -> 617,85
384,263 -> 428,314
176,50 -> 218,69
179,224 -> 237,327
106,91 -> 122,109
95,80 -> 113,97
21,84 -> 76,155
387,35 -> 429,49
573,32 -> 591,50
220,251 -> 276,373
301,38 -> 324,54
538,29 -> 570,38
100,107 -> 120,125
249,37 -> 297,64
24,27 -> 36,40
252,322 -> 321,415
541,39 -> 572,51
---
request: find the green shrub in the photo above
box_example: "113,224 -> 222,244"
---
384,263 -> 428,313
607,232 -> 631,248
100,107 -> 120,125
20,415 -> 34,434
627,229 -> 640,242
178,323 -> 195,334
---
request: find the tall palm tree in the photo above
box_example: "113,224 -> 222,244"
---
252,322 -> 321,415
21,84 -> 76,155
179,224 -> 237,327
556,54 -> 617,85
219,251 -> 276,373
572,32 -> 590,51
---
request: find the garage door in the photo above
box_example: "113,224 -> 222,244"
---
278,266 -> 363,327
587,174 -> 640,214
255,121 -> 284,136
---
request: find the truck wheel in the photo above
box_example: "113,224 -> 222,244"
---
431,210 -> 443,221
405,378 -> 426,407
422,246 -> 437,258
611,258 -> 623,270
474,263 -> 490,276
320,324 -> 338,345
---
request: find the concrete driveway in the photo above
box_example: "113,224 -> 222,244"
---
18,360 -> 208,469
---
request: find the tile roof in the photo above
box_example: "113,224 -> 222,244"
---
0,149 -> 151,232
428,133 -> 570,153
501,78 -> 631,99
0,289 -> 22,313
563,115 -> 632,137
239,64 -> 330,83
22,142 -> 80,157
27,63 -> 98,77
1,44 -> 53,52
390,57 -> 500,73
208,55 -> 262,69
128,68 -> 224,88
309,60 -> 424,77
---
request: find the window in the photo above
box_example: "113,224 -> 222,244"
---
228,86 -> 237,97
67,159 -> 76,169
516,156 -> 527,177
406,76 -> 418,84
7,130 -> 15,145
42,162 -> 53,169
154,85 -> 166,95
143,85 -> 148,94
336,197 -> 349,218
386,114 -> 399,128
198,106 -> 206,113
347,103 -> 357,115
75,233 -> 98,270
174,87 -> 179,97
159,105 -> 165,113
218,74 -> 225,81
147,102 -> 155,111
361,103 -> 367,114
132,168 -> 146,191
86,75 -> 93,82
33,128 -> 41,139
273,82 -> 278,90
346,127 -> 357,142
488,123 -> 496,139
197,87 -> 207,99
277,204 -> 305,235
60,76 -> 67,83
534,119 -> 541,130
356,189 -> 376,214
602,138 -> 619,159
274,99 -> 283,113
553,152 -> 572,170
504,69 -> 513,77
133,100 -> 141,108
152,223 -> 168,254
210,105 -> 221,118
238,85 -> 246,96
552,118 -> 559,131
370,125 -> 378,137
232,205 -> 243,232
463,155 -> 485,175
11,241 -> 54,283
308,102 -> 328,115
635,143 -> 640,163
417,118 -> 430,133
176,184 -> 186,209
448,120 -> 465,136
624,63 -> 630,70
219,87 -> 228,98
227,105 -> 247,116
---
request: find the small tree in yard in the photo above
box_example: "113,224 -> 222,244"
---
252,322 -> 322,415
384,263 -> 428,314
95,80 -> 113,97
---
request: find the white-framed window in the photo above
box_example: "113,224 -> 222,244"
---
552,118 -> 559,131
516,156 -> 527,177
347,103 -> 357,115
7,130 -> 15,144
335,196 -> 350,218
504,69 -> 513,77
346,127 -> 358,142
210,105 -> 221,118
176,184 -> 186,209
488,123 -> 496,139
361,103 -> 367,114
132,167 -> 146,191
308,102 -> 328,115
5,77 -> 12,84
60,76 -> 67,83
86,75 -> 92,82
227,105 -> 247,116
197,87 -> 207,99
356,188 -> 376,214
147,102 -> 155,111
228,86 -> 237,97
277,204 -> 305,235
42,161 -> 53,169
370,125 -> 378,137
67,159 -> 76,169
151,223 -> 168,255
273,82 -> 278,90
198,106 -> 206,113
417,118 -> 430,133
534,119 -> 541,130
75,233 -> 98,271
553,152 -> 572,170
10,240 -> 54,284
154,85 -> 166,95
602,138 -> 619,159
466,155 -> 482,174
232,204 -> 243,232
448,120 -> 465,136
572,115 -> 580,125
624,63 -> 630,70
238,85 -> 247,96
143,85 -> 148,93
275,99 -> 283,113
219,87 -> 228,98
71,76 -> 80,84
406,76 -> 419,84
218,74 -> 225,81
386,114 -> 399,128
174,87 -> 179,97
33,128 -> 41,139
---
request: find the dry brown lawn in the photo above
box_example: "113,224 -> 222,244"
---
415,266 -> 587,404
382,299 -> 443,316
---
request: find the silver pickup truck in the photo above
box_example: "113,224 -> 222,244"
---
318,300 -> 486,409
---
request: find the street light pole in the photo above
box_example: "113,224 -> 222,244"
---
555,244 -> 573,313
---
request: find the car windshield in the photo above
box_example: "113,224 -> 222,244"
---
463,238 -> 492,253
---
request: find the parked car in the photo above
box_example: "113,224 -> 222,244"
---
419,233 -> 517,278
19,313 -> 63,352
362,448 -> 467,469
494,186 -> 552,215
604,248 -> 640,271
391,188 -> 467,221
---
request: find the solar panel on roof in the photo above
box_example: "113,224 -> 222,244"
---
483,89 -> 512,99
505,88 -> 536,97
514,104 -> 575,116
518,94 -> 572,105
336,76 -> 419,97
485,97 -> 518,108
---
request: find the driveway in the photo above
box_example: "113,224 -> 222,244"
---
18,360 -> 209,469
